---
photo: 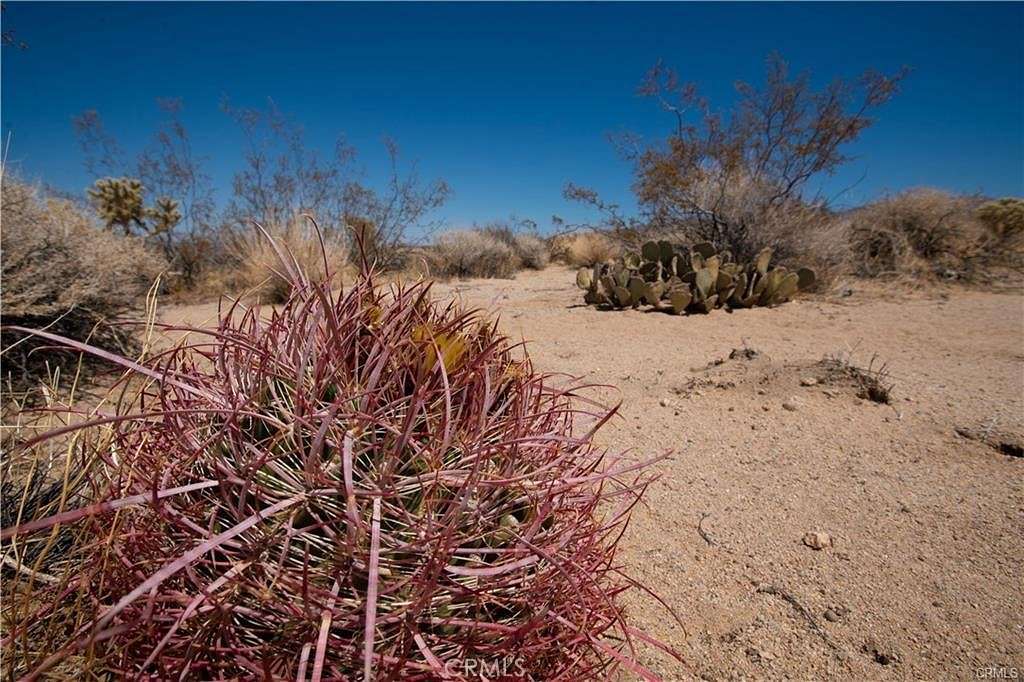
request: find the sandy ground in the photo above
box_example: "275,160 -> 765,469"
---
163,267 -> 1024,681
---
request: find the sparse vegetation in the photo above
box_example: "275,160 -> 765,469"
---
848,188 -> 984,279
479,221 -> 551,270
0,179 -> 165,391
818,351 -> 894,404
976,197 -> 1024,263
428,228 -> 521,279
1,244 -> 673,679
72,101 -> 450,294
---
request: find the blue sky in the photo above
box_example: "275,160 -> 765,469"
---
3,2 -> 1022,232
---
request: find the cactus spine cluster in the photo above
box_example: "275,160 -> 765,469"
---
575,240 -> 815,314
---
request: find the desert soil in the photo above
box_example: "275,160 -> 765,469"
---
164,267 -> 1024,681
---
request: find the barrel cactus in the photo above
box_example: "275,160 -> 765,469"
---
3,226 -> 676,679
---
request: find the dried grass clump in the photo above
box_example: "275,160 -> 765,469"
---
976,197 -> 1024,264
1,235 -> 676,679
555,231 -> 621,267
818,351 -> 894,404
479,224 -> 551,270
215,218 -> 348,301
430,229 -> 520,279
510,233 -> 550,269
0,179 -> 165,390
847,188 -> 982,279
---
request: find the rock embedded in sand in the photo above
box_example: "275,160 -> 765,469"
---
800,377 -> 818,386
802,531 -> 832,550
782,400 -> 799,411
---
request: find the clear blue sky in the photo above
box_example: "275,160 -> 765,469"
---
3,2 -> 1022,232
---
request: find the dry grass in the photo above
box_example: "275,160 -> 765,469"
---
509,232 -> 550,269
976,197 -> 1024,267
847,188 -> 986,280
427,229 -> 521,279
0,179 -> 165,391
211,218 -> 348,302
553,231 -> 620,267
818,350 -> 895,404
478,224 -> 551,270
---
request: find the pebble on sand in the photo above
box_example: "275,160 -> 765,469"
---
802,531 -> 832,550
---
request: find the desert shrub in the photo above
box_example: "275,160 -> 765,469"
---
848,188 -> 982,278
511,232 -> 550,269
430,229 -> 520,278
213,218 -> 348,302
556,231 -> 620,267
567,54 -> 905,266
479,222 -> 550,270
976,197 -> 1024,255
1,252 -> 675,679
0,179 -> 165,390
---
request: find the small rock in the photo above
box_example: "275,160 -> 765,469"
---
762,404 -> 771,412
756,388 -> 767,395
824,608 -> 840,622
822,389 -> 839,398
659,398 -> 670,407
800,377 -> 818,386
802,531 -> 832,550
782,400 -> 799,412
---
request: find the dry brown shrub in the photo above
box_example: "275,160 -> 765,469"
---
1,179 -> 165,390
555,231 -> 620,267
976,197 -> 1024,266
477,223 -> 550,270
209,219 -> 348,302
428,229 -> 520,279
847,188 -> 986,279
510,232 -> 550,269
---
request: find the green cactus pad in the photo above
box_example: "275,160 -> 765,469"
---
644,281 -> 667,305
695,268 -> 714,299
628,277 -> 646,306
669,289 -> 692,314
771,272 -> 800,305
705,255 -> 720,282
575,268 -> 593,290
693,242 -> 716,259
657,240 -> 674,265
754,248 -> 772,275
640,261 -> 661,282
641,241 -> 660,262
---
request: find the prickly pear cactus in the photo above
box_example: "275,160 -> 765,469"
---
574,239 -> 815,315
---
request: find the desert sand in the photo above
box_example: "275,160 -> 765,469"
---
164,266 -> 1024,681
